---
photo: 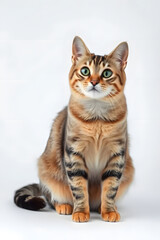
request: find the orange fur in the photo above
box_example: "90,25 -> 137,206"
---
72,212 -> 90,223
14,37 -> 134,223
101,211 -> 120,222
37,37 -> 134,222
54,203 -> 73,215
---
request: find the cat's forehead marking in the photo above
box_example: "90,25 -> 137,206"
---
88,54 -> 109,69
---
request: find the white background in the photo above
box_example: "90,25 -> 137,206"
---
0,0 -> 160,239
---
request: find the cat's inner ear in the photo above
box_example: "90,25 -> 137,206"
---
72,36 -> 90,63
109,42 -> 128,70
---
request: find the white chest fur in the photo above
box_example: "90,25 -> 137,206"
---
82,99 -> 112,120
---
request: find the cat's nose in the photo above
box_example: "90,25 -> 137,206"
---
90,80 -> 99,86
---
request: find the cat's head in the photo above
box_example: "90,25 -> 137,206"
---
69,36 -> 128,100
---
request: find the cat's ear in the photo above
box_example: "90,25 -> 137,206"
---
109,42 -> 128,70
72,36 -> 90,63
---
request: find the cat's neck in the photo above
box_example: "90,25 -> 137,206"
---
68,94 -> 127,122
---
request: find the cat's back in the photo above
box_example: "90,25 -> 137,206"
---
39,106 -> 68,165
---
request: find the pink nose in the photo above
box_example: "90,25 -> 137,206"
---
90,80 -> 99,86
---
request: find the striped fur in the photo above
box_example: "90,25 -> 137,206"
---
14,37 -> 134,222
14,184 -> 46,210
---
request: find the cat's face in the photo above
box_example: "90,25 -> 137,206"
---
69,37 -> 128,100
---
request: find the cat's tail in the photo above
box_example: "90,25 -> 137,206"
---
14,183 -> 46,211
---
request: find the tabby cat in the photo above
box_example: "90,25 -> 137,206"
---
14,36 -> 134,222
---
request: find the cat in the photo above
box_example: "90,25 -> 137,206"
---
14,36 -> 134,222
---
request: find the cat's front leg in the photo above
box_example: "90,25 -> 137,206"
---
65,146 -> 90,223
101,149 -> 125,222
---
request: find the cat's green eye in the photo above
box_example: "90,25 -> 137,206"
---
80,67 -> 90,76
102,69 -> 113,78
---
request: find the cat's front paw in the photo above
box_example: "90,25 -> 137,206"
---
101,211 -> 120,222
72,212 -> 90,222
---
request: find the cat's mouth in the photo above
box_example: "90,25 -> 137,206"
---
88,87 -> 99,92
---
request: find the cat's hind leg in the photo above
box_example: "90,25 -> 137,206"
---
40,177 -> 74,214
41,178 -> 73,215
116,155 -> 134,200
54,202 -> 73,215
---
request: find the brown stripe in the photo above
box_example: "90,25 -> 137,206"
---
116,73 -> 123,85
75,72 -> 85,81
70,69 -> 77,80
69,105 -> 126,124
95,55 -> 101,66
103,62 -> 106,67
70,80 -> 84,96
107,76 -> 117,82
89,54 -> 96,65
110,83 -> 120,92
99,56 -> 105,65
91,54 -> 96,61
